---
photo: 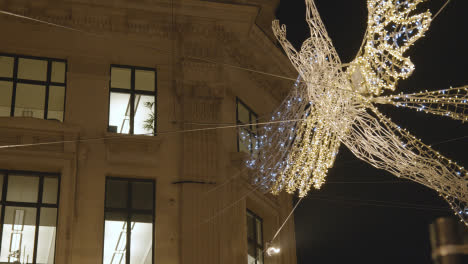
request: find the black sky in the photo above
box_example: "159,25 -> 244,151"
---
275,1 -> 468,263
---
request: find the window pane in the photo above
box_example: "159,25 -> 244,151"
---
42,177 -> 59,204
247,241 -> 256,263
247,254 -> 256,264
247,212 -> 255,239
256,218 -> 262,245
131,182 -> 153,210
14,83 -> 45,119
103,220 -> 127,264
251,113 -> 258,133
36,208 -> 57,264
111,67 -> 131,89
0,81 -> 12,116
18,58 -> 48,81
0,174 -> 3,200
106,179 -> 128,209
130,215 -> 153,264
237,102 -> 250,124
109,92 -> 131,134
6,175 -> 39,203
0,56 -> 14,78
51,61 -> 65,83
47,85 -> 65,121
0,207 -> 36,263
135,70 -> 155,92
134,95 -> 155,135
257,248 -> 264,264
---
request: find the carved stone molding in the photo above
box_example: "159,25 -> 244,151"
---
0,0 -> 240,41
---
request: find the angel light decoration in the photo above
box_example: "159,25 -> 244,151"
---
246,0 -> 468,225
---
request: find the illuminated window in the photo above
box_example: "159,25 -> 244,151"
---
237,98 -> 258,153
0,54 -> 67,121
103,178 -> 154,264
108,65 -> 157,135
0,170 -> 60,263
247,210 -> 263,264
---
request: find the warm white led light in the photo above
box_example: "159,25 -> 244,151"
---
247,0 -> 468,226
266,246 -> 281,256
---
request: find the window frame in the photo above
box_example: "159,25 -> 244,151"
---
103,177 -> 156,264
247,209 -> 264,264
0,53 -> 67,121
236,97 -> 258,154
108,65 -> 158,136
0,169 -> 61,264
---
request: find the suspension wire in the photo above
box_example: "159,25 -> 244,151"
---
270,197 -> 303,243
307,194 -> 450,211
307,196 -> 451,212
430,135 -> 468,147
0,118 -> 306,149
327,180 -> 412,184
433,0 -> 451,20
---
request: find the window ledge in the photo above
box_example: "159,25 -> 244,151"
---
104,132 -> 162,165
0,117 -> 79,133
0,117 -> 80,153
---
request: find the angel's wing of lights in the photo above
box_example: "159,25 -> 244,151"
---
373,86 -> 468,121
348,0 -> 432,95
247,0 -> 468,225
341,103 -> 468,223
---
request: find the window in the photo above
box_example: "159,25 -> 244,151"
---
0,54 -> 67,121
236,98 -> 258,154
103,178 -> 155,264
247,210 -> 263,264
108,65 -> 157,135
0,170 -> 60,263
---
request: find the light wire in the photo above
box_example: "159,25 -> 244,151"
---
0,118 -> 306,149
270,197 -> 303,243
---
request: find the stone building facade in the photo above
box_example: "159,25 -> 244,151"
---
0,0 -> 297,263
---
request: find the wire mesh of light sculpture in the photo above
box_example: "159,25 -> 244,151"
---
246,0 -> 468,225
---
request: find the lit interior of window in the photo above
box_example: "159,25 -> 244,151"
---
109,67 -> 156,135
134,95 -> 155,135
109,92 -> 131,134
36,208 -> 57,264
0,173 -> 59,263
103,221 -> 153,264
0,207 -> 37,263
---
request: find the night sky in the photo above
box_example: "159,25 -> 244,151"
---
275,1 -> 468,263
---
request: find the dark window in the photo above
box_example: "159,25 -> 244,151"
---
247,210 -> 263,264
103,177 -> 155,264
0,54 -> 67,121
236,98 -> 258,154
0,170 -> 60,263
108,65 -> 157,135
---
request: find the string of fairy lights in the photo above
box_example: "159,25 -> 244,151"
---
0,1 -> 466,258
247,0 -> 468,226
373,86 -> 468,121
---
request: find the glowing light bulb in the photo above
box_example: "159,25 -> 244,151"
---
266,246 -> 280,256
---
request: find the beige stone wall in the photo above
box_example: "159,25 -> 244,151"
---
0,0 -> 297,263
